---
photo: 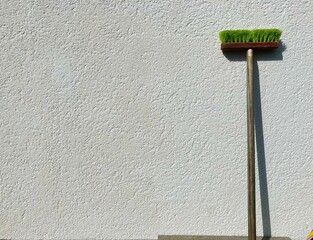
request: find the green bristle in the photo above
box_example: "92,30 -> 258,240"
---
239,30 -> 251,43
219,29 -> 282,43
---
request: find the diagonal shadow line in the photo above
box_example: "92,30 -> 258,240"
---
254,61 -> 272,237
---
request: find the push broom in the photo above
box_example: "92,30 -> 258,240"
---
159,29 -> 290,240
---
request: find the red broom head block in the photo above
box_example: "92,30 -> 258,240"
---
221,42 -> 279,51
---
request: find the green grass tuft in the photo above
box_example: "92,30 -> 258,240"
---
219,29 -> 282,43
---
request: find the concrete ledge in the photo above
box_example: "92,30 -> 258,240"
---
158,235 -> 291,240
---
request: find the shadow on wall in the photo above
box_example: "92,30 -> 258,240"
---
254,61 -> 271,238
220,42 -> 286,238
222,40 -> 286,61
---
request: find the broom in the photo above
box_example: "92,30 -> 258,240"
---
159,29 -> 290,240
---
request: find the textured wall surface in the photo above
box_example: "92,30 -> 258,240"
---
1,1 -> 312,239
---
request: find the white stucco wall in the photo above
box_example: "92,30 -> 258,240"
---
1,0 -> 312,239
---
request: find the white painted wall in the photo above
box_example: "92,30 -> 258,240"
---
1,1 -> 312,239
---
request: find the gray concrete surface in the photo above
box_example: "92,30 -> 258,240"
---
159,236 -> 291,240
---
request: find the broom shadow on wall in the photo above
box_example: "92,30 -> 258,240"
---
222,41 -> 286,238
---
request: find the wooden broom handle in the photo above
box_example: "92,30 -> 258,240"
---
247,49 -> 256,240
